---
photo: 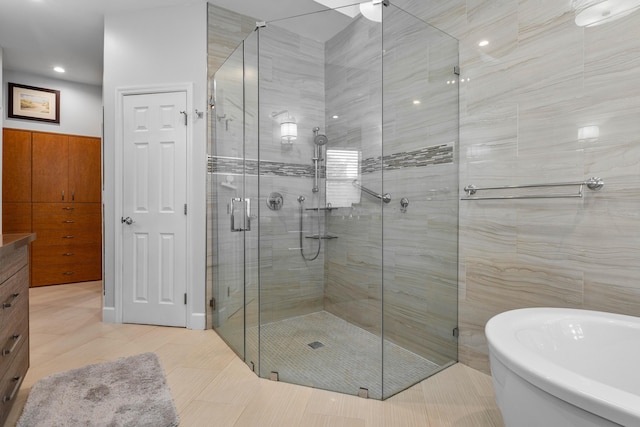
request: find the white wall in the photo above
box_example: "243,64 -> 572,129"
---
3,70 -> 102,137
102,1 -> 208,329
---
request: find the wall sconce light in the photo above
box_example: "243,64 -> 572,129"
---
281,119 -> 297,144
272,110 -> 297,144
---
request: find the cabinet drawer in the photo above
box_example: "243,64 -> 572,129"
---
32,203 -> 101,230
0,303 -> 28,378
0,267 -> 29,331
0,247 -> 28,290
32,244 -> 101,266
0,337 -> 29,426
31,262 -> 101,286
31,228 -> 102,246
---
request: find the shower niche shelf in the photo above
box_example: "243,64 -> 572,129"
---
305,234 -> 338,240
305,207 -> 338,212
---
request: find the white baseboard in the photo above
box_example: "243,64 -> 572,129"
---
189,312 -> 206,330
102,306 -> 117,323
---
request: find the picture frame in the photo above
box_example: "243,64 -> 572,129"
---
8,83 -> 60,124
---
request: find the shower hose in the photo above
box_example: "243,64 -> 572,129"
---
298,197 -> 321,261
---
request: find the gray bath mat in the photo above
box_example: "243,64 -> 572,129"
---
17,352 -> 179,427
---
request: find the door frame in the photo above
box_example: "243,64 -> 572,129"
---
113,83 -> 199,328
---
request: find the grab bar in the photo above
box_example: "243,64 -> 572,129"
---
462,177 -> 604,200
353,180 -> 391,203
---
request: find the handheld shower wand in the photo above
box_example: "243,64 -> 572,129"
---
312,127 -> 328,193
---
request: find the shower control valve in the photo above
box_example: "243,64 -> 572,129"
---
400,197 -> 409,213
267,192 -> 284,211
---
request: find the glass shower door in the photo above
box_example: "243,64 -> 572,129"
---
381,5 -> 459,398
211,36 -> 259,366
256,8 -> 385,399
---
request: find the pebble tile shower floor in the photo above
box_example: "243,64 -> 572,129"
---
246,311 -> 442,399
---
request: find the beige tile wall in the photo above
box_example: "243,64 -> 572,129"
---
207,6 -> 327,332
206,1 -> 640,378
323,7 -> 459,367
396,0 -> 640,373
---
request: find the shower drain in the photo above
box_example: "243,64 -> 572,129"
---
308,341 -> 324,349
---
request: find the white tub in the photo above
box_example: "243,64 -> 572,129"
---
486,308 -> 640,427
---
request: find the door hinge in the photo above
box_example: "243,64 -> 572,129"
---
184,293 -> 187,305
184,204 -> 187,215
453,327 -> 459,337
209,298 -> 215,310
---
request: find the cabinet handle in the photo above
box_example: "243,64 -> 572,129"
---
62,207 -> 75,211
63,271 -> 75,275
3,376 -> 22,403
62,190 -> 65,201
2,293 -> 19,309
2,334 -> 21,356
62,253 -> 74,257
72,191 -> 75,201
62,220 -> 75,224
62,235 -> 75,239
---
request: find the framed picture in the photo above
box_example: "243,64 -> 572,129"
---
8,83 -> 60,124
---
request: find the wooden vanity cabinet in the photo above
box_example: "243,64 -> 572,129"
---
32,133 -> 101,203
30,132 -> 102,286
31,203 -> 102,286
0,234 -> 35,425
2,128 -> 102,287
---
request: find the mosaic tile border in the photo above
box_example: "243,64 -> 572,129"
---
209,143 -> 454,177
209,156 -> 314,177
362,144 -> 454,173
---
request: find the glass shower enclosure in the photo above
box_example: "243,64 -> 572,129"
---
208,1 -> 459,400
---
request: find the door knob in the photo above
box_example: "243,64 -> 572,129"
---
121,217 -> 134,225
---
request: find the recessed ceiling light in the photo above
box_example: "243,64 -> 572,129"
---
478,40 -> 489,47
332,115 -> 339,119
312,0 -> 360,18
413,100 -> 421,105
54,66 -> 65,73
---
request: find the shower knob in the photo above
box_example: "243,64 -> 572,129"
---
266,192 -> 284,211
400,198 -> 409,213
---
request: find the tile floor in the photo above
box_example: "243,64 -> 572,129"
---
5,281 -> 504,426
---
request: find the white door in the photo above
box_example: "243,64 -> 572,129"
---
121,91 -> 187,327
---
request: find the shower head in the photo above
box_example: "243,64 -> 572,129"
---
314,134 -> 329,146
312,127 -> 328,146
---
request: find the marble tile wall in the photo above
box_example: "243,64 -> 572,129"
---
396,0 -> 640,373
208,6 -> 328,331
324,7 -> 459,368
209,5 -> 461,374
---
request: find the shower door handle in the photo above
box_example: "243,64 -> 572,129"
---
230,197 -> 251,232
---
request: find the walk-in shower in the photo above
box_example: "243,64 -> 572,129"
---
207,1 -> 459,400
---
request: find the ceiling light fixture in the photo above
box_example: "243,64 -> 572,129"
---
53,66 -> 65,73
359,0 -> 384,22
478,40 -> 489,47
573,0 -> 640,27
311,0 -> 360,17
